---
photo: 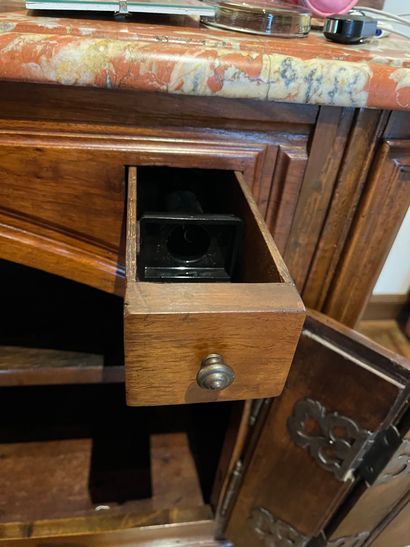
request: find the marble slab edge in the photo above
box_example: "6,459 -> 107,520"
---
0,11 -> 409,110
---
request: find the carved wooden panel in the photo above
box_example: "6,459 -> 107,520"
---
281,107 -> 356,292
302,109 -> 389,310
264,145 -> 308,255
324,139 -> 410,327
279,108 -> 409,328
1,82 -> 408,330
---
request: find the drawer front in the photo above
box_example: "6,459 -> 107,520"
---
124,167 -> 305,406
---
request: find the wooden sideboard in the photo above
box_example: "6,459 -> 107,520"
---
0,81 -> 409,545
1,82 -> 409,325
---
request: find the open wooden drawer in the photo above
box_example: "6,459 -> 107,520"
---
124,167 -> 305,406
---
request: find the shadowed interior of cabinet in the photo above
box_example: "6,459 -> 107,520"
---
0,259 -> 231,537
0,259 -> 124,385
0,383 -> 230,533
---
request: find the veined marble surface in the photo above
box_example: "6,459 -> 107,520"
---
0,2 -> 409,110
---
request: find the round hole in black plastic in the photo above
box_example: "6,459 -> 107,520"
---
167,225 -> 211,262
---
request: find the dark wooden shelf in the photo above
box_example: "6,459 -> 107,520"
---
0,346 -> 124,386
0,260 -> 125,386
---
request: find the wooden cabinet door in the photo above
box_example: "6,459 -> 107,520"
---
328,429 -> 410,546
224,311 -> 410,546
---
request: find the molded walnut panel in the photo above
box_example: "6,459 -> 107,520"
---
324,139 -> 410,326
301,109 -> 389,311
264,145 -> 308,255
0,129 -> 126,293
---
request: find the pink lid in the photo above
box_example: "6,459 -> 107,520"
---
289,0 -> 358,17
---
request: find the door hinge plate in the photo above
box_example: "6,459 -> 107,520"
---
288,398 -> 401,483
220,460 -> 243,518
358,426 -> 401,485
250,507 -> 312,547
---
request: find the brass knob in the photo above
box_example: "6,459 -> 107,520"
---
196,354 -> 235,391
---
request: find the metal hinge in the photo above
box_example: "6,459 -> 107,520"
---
218,400 -> 269,528
250,507 -> 312,547
219,460 -> 243,518
249,507 -> 371,547
288,398 -> 401,483
357,426 -> 401,484
249,399 -> 266,427
373,437 -> 410,485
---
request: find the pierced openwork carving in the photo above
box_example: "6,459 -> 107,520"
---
375,438 -> 410,485
327,532 -> 370,547
249,507 -> 310,547
287,398 -> 372,481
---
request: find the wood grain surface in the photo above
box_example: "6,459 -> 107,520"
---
358,320 -> 410,359
370,495 -> 410,547
324,140 -> 410,326
4,519 -> 219,546
0,382 -> 226,543
0,116 -> 308,294
283,107 -> 354,292
0,346 -> 124,386
226,311 -> 410,544
124,170 -> 305,406
0,82 -> 318,130
0,81 -> 408,330
362,294 -> 408,321
302,109 -> 389,310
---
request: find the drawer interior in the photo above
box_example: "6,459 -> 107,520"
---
0,383 -> 231,540
133,166 -> 285,284
124,166 -> 305,406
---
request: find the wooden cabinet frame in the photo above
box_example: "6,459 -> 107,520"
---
1,84 -> 408,327
0,82 -> 409,545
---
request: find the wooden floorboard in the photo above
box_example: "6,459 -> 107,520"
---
357,320 -> 410,359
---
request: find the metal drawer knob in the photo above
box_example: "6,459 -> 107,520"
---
196,354 -> 235,391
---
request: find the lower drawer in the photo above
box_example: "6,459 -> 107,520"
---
124,167 -> 305,406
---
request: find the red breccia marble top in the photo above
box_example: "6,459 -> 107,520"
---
0,2 -> 409,110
